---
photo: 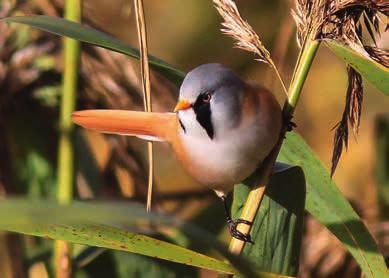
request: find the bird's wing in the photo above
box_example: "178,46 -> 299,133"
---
72,110 -> 177,142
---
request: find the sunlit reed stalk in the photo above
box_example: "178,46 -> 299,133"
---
54,0 -> 81,277
133,0 -> 154,211
212,0 -> 321,258
228,40 -> 320,256
226,0 -> 389,258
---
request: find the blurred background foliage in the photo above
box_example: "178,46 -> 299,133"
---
0,0 -> 388,277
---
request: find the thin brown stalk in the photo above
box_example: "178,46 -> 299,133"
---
213,0 -> 288,95
55,0 -> 81,276
266,0 -> 296,93
133,0 -> 153,211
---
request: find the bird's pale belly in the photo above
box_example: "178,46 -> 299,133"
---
175,131 -> 269,192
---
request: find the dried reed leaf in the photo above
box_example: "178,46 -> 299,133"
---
331,111 -> 348,177
330,0 -> 389,17
326,0 -> 388,54
293,0 -> 388,54
363,13 -> 378,45
364,46 -> 389,67
347,66 -> 363,136
331,66 -> 363,176
292,0 -> 387,175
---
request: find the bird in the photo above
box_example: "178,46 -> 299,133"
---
72,63 -> 283,243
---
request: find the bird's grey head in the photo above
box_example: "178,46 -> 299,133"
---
176,63 -> 245,140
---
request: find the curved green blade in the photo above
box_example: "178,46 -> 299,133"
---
232,165 -> 305,276
325,40 -> 389,95
3,15 -> 185,85
0,199 -> 289,278
279,132 -> 388,278
18,223 -> 234,274
0,200 -> 231,274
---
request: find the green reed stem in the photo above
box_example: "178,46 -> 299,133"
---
55,0 -> 81,277
57,0 -> 81,204
283,40 -> 320,116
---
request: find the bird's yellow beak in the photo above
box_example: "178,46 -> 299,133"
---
174,99 -> 192,112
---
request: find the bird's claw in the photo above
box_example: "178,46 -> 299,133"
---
286,121 -> 297,132
283,115 -> 297,132
227,219 -> 254,244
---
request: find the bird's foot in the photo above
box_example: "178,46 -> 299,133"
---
283,114 -> 297,132
227,218 -> 254,244
220,194 -> 254,244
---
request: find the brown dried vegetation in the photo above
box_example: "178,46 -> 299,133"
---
293,0 -> 388,175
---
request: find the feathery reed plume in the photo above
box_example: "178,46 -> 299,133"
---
293,0 -> 388,49
213,0 -> 271,63
293,0 -> 388,175
292,0 -> 330,47
348,68 -> 363,137
213,0 -> 287,95
331,66 -> 363,176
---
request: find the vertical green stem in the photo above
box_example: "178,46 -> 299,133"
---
55,0 -> 81,277
57,0 -> 81,204
283,40 -> 320,115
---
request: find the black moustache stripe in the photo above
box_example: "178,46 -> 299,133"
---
178,118 -> 186,133
193,102 -> 214,140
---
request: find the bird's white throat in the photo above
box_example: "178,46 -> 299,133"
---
176,109 -> 264,190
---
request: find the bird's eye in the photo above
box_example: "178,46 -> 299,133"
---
202,92 -> 212,103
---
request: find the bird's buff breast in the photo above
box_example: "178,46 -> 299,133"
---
173,126 -> 268,192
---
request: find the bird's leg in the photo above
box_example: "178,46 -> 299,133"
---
220,194 -> 254,244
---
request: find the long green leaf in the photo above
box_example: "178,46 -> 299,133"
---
0,200 -> 234,274
3,15 -> 185,85
279,132 -> 388,278
325,40 -> 389,95
19,224 -> 234,274
0,199 -> 288,278
232,164 -> 305,276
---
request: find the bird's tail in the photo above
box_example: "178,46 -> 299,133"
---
72,110 -> 176,142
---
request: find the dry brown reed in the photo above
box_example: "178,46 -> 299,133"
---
293,0 -> 388,175
133,0 -> 154,212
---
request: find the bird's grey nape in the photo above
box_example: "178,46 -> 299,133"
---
179,63 -> 244,101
